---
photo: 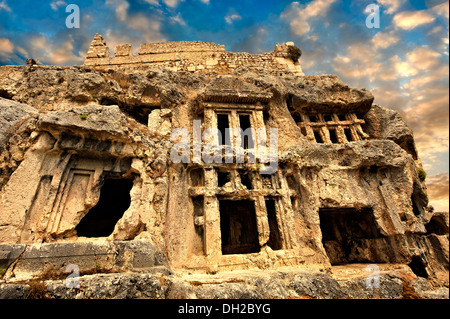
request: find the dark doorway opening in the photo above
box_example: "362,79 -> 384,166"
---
344,128 -> 353,142
75,178 -> 133,237
329,128 -> 339,144
220,199 -> 260,255
239,114 -> 253,150
266,199 -> 282,250
319,208 -> 386,264
313,130 -> 323,143
309,115 -> 318,123
217,113 -> 230,146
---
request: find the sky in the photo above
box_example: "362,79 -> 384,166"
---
0,0 -> 448,211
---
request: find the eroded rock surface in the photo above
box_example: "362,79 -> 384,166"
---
0,37 -> 448,299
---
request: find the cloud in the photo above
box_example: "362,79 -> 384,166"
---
376,0 -> 406,14
392,55 -> 419,77
393,10 -> 436,30
170,12 -> 186,26
281,0 -> 337,36
0,38 -> 13,56
391,46 -> 442,78
144,0 -> 207,7
372,30 -> 400,49
105,0 -> 166,45
231,27 -> 268,53
426,173 -> 449,212
143,0 -> 160,5
431,1 -> 449,20
426,173 -> 449,200
391,1 -> 448,31
0,0 -> 11,12
162,0 -> 182,8
225,14 -> 242,25
405,46 -> 442,70
14,33 -> 84,66
50,1 -> 67,11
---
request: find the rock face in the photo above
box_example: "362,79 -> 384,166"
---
0,35 -> 448,299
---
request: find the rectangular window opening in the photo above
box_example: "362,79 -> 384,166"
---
344,128 -> 353,142
220,199 -> 260,255
217,113 -> 230,146
190,168 -> 204,187
313,130 -> 323,143
218,170 -> 231,187
329,128 -> 339,144
239,170 -> 253,190
309,115 -> 318,123
323,114 -> 333,122
266,198 -> 282,250
338,114 -> 347,121
239,114 -> 253,150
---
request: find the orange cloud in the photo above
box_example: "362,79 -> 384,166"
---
393,10 -> 435,30
426,173 -> 449,212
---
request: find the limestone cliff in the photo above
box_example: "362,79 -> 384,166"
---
0,36 -> 448,299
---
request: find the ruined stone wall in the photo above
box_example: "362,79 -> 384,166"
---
83,34 -> 304,75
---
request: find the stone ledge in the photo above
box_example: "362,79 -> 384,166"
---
1,265 -> 447,299
0,240 -> 168,281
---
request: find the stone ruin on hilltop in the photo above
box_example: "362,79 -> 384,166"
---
0,34 -> 447,299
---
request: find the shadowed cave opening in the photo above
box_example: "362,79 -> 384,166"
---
319,208 -> 385,265
426,215 -> 449,235
220,199 -> 260,255
99,98 -> 159,125
75,178 -> 134,238
408,256 -> 428,278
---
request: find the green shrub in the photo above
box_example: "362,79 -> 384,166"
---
0,179 -> 8,190
287,46 -> 302,62
80,114 -> 88,121
417,166 -> 427,182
